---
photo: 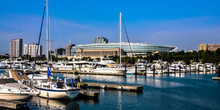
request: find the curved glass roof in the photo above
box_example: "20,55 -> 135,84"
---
70,43 -> 177,56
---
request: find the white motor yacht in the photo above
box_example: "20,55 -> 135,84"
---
92,64 -> 126,74
0,78 -> 38,101
0,62 -> 7,69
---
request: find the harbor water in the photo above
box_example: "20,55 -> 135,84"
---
1,69 -> 220,110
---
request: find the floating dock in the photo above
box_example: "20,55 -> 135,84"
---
0,100 -> 28,109
38,70 -> 126,76
78,90 -> 99,99
212,77 -> 220,81
80,82 -> 143,92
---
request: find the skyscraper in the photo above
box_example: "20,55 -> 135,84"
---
65,44 -> 75,56
24,43 -> 42,57
93,36 -> 108,44
10,39 -> 23,57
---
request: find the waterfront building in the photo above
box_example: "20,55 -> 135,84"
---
10,39 -> 23,57
65,44 -> 75,56
71,42 -> 177,58
93,36 -> 108,44
55,48 -> 65,57
24,43 -> 42,57
76,48 -> 125,58
199,44 -> 220,51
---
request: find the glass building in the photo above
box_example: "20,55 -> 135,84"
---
93,36 -> 108,44
71,42 -> 177,56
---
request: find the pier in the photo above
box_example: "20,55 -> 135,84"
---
78,90 -> 99,99
80,82 -> 143,92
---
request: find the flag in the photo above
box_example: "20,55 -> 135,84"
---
47,67 -> 52,77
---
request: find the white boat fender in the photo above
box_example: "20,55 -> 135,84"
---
117,86 -> 123,90
102,85 -> 107,89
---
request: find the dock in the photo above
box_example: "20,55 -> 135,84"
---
212,77 -> 220,81
80,82 -> 143,92
0,100 -> 28,109
38,70 -> 126,76
78,90 -> 99,99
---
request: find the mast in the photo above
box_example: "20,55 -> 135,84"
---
119,12 -> 122,65
46,0 -> 49,63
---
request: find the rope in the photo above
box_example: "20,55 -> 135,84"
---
122,17 -> 133,57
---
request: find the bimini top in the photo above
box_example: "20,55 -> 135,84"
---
70,42 -> 177,55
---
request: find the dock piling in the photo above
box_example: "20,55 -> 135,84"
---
190,65 -> 191,73
135,65 -> 137,74
218,66 -> 220,77
145,65 -> 147,75
124,65 -> 127,75
153,65 -> 155,77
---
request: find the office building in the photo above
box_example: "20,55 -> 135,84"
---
65,44 -> 75,56
10,39 -> 23,57
55,48 -> 65,57
93,36 -> 108,44
24,43 -> 42,57
199,44 -> 220,51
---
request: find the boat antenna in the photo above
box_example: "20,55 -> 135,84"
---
32,1 -> 46,80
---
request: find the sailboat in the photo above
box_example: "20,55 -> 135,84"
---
32,0 -> 80,99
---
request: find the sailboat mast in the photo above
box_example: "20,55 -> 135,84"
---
46,0 -> 49,63
119,12 -> 122,65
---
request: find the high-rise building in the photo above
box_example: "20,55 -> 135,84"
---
10,39 -> 23,57
93,36 -> 108,44
24,43 -> 42,57
199,44 -> 220,51
65,44 -> 75,56
55,48 -> 65,57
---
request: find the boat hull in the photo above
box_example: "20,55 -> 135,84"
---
34,86 -> 80,99
0,93 -> 32,101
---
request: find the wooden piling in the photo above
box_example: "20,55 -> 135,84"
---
135,65 -> 137,74
167,64 -> 170,75
145,65 -> 147,75
218,66 -> 220,77
153,65 -> 155,77
179,66 -> 181,76
174,66 -> 176,74
124,65 -> 127,74
190,65 -> 191,73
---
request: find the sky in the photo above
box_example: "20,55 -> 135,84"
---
0,0 -> 220,54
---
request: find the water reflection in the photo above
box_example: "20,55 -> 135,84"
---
28,96 -> 80,110
117,91 -> 122,110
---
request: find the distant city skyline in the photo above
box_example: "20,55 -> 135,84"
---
1,0 -> 220,54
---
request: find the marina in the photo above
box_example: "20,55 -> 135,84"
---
1,68 -> 220,109
1,0 -> 220,109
